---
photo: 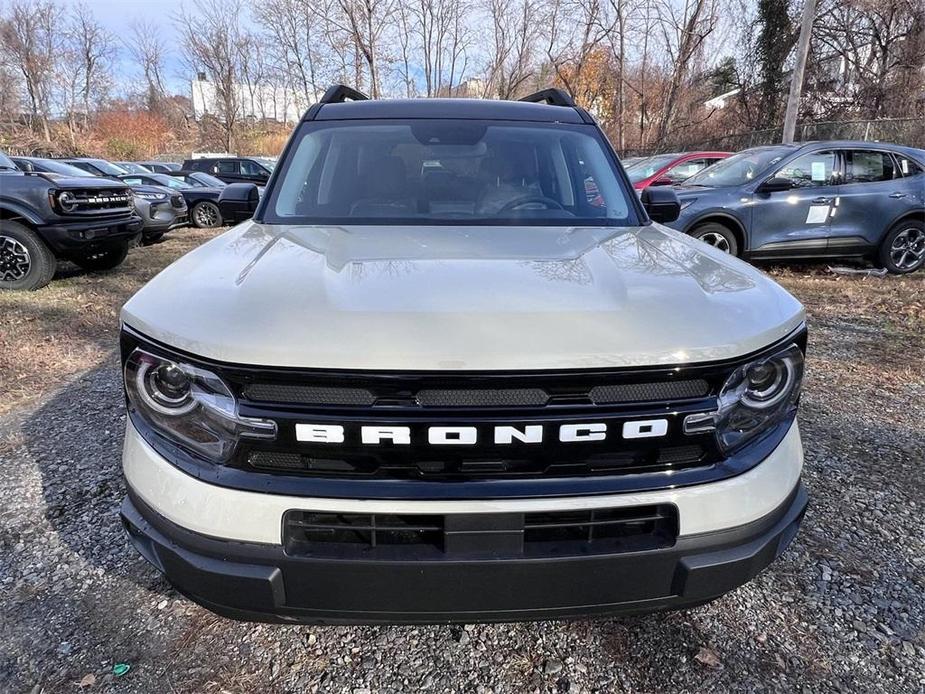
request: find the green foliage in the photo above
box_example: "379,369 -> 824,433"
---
756,0 -> 796,127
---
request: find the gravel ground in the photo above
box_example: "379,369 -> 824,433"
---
1,233 -> 923,693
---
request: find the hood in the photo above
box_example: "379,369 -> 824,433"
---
131,184 -> 174,195
24,171 -> 130,190
122,223 -> 805,371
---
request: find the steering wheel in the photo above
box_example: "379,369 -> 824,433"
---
498,195 -> 565,212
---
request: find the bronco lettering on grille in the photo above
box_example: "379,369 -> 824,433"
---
294,420 -> 670,445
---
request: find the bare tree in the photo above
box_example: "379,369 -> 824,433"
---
652,0 -> 720,142
127,20 -> 172,114
0,0 -> 63,141
483,0 -> 539,98
178,0 -> 247,151
316,0 -> 397,97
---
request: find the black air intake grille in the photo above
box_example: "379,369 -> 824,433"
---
416,388 -> 548,407
590,379 -> 709,404
245,383 -> 376,406
283,505 -> 678,559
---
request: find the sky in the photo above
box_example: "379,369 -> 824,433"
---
56,0 -> 191,94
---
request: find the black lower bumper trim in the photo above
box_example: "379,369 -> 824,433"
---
122,484 -> 807,624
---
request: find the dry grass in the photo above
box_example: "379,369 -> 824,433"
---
1,236 -> 923,420
0,227 -> 223,418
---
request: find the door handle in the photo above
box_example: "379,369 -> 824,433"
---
888,192 -> 907,199
811,197 -> 831,204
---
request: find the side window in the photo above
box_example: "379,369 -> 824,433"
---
844,151 -> 897,184
216,160 -> 238,174
775,151 -> 836,188
122,177 -> 142,185
895,154 -> 924,178
241,160 -> 265,176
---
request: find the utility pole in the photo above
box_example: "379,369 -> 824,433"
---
782,0 -> 817,143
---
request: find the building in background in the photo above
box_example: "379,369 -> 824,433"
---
190,73 -> 312,124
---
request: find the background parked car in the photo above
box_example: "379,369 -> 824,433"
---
182,156 -> 272,185
57,158 -> 187,242
167,171 -> 227,189
625,151 -> 731,190
60,157 -> 129,177
137,161 -> 181,173
1,151 -> 141,289
118,172 -> 223,228
114,162 -> 153,174
669,141 -> 925,273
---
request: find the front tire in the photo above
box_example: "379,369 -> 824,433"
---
71,242 -> 129,272
0,220 -> 57,291
191,201 -> 222,228
690,222 -> 739,256
879,220 -> 925,274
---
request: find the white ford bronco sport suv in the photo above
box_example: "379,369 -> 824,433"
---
120,86 -> 808,623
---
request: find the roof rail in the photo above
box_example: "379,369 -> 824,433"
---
319,84 -> 370,104
518,88 -> 576,107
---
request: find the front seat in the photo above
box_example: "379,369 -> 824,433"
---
349,156 -> 415,217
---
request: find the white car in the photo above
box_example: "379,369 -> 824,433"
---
119,85 -> 808,624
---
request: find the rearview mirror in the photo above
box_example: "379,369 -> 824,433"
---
758,176 -> 793,194
641,186 -> 681,224
218,183 -> 260,224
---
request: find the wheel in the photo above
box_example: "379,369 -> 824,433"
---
690,222 -> 739,256
0,220 -> 57,291
879,220 -> 925,274
71,243 -> 129,272
191,200 -> 222,228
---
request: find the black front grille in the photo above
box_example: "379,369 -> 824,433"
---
69,189 -> 134,214
283,505 -> 678,559
243,379 -> 709,408
248,443 -> 708,478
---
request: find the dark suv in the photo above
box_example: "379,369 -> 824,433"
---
670,141 -> 925,273
182,157 -> 272,185
0,151 -> 141,290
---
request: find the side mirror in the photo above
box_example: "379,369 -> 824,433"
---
757,176 -> 792,194
218,183 -> 260,224
641,185 -> 681,224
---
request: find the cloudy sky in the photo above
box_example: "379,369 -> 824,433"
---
58,0 -> 192,93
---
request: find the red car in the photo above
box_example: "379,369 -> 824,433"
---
625,151 -> 731,190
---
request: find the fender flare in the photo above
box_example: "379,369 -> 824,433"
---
0,198 -> 45,227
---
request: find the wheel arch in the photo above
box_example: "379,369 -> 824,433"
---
684,213 -> 748,252
0,202 -> 43,229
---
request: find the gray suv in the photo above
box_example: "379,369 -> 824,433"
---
670,141 -> 925,273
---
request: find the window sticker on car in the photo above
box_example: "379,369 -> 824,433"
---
811,162 -> 827,181
901,159 -> 909,174
805,205 -> 830,224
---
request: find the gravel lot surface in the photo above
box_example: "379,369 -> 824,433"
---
1,230 -> 923,693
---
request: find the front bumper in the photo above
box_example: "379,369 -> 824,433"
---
37,215 -> 143,253
121,420 -> 807,624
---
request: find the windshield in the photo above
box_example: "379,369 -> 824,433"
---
266,120 -> 638,226
0,152 -> 16,170
149,174 -> 189,189
682,147 -> 791,187
36,159 -> 93,177
190,172 -> 225,187
626,154 -> 680,183
89,159 -> 128,176
117,162 -> 152,174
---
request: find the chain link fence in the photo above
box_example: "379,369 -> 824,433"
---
622,117 -> 925,156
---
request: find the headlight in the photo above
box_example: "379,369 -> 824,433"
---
135,192 -> 167,201
685,343 -> 804,453
124,348 -> 276,463
57,190 -> 78,212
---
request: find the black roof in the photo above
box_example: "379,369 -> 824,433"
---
310,98 -> 587,124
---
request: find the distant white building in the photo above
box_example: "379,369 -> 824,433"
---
704,88 -> 741,110
190,73 -> 314,124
